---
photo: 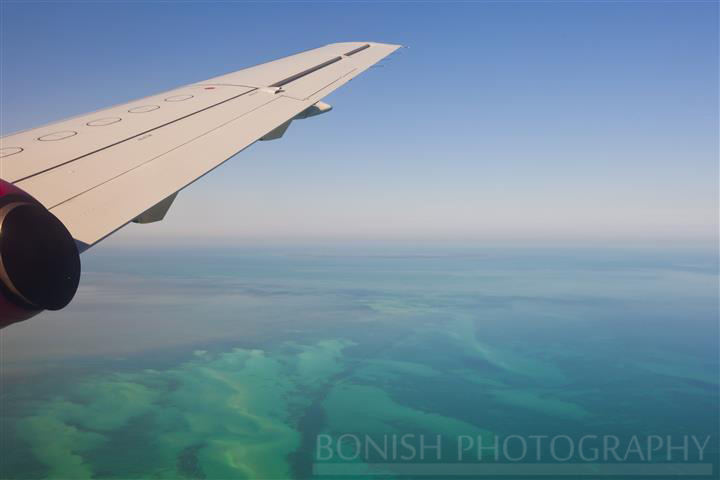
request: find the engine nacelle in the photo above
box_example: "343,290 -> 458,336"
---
0,180 -> 80,328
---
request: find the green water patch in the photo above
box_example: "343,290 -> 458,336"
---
636,358 -> 719,386
352,359 -> 442,383
446,317 -> 568,384
317,384 -> 496,478
6,339 -> 358,479
6,325 -> 517,479
323,383 -> 494,439
16,415 -> 105,479
364,298 -> 438,316
490,389 -> 590,420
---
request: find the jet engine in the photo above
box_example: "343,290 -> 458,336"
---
0,180 -> 80,328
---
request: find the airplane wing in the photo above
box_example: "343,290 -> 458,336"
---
0,41 -> 401,326
1,41 -> 400,248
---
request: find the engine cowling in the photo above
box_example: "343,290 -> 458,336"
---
0,180 -> 80,328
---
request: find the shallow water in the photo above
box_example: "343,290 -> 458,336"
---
1,246 -> 718,479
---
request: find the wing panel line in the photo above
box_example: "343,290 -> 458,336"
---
9,88 -> 258,184
41,95 -> 284,211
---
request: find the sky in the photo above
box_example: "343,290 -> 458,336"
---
1,1 -> 717,248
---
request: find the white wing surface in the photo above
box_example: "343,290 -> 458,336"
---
0,42 -> 400,249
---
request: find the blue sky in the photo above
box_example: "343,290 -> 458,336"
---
1,1 -> 717,247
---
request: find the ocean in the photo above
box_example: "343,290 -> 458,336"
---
1,246 -> 718,479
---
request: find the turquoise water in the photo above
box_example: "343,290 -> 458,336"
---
1,247 -> 718,479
